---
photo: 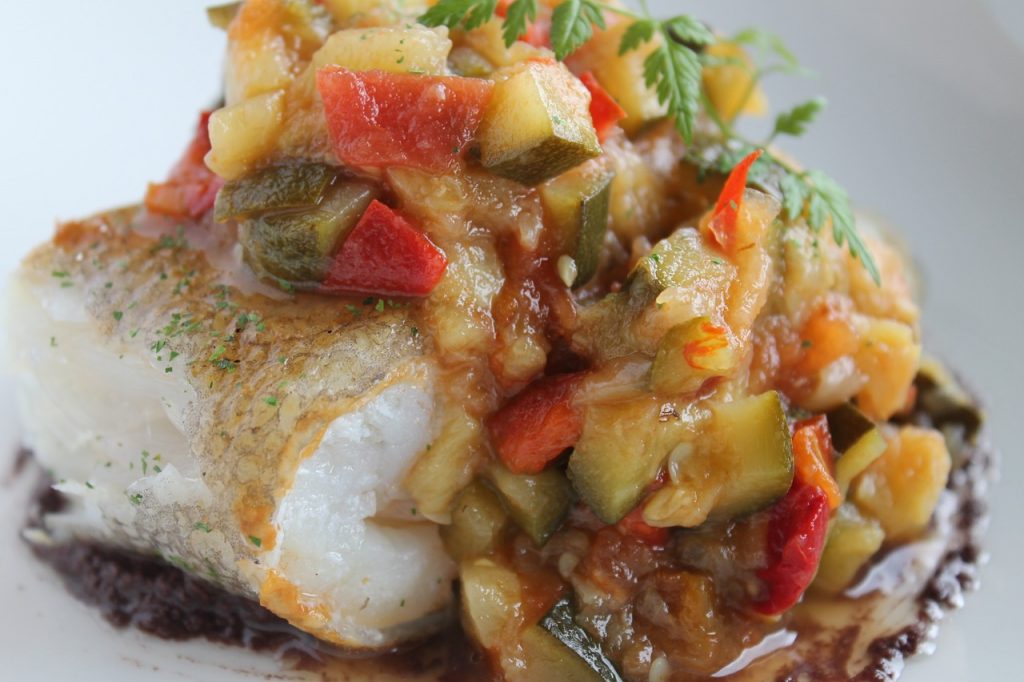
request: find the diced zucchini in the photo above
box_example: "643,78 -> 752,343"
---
206,2 -> 241,30
485,464 -> 572,547
827,402 -> 887,496
214,163 -> 338,222
441,481 -> 509,562
566,21 -> 667,136
568,399 -> 668,524
240,180 -> 376,283
478,61 -> 601,186
650,317 -> 736,395
703,391 -> 794,520
538,597 -> 625,682
509,626 -> 611,682
811,504 -> 885,595
539,166 -> 614,288
460,559 -> 522,651
631,227 -> 733,296
915,358 -> 983,441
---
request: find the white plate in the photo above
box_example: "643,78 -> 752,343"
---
1,1 -> 1022,680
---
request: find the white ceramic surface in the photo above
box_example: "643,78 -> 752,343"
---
0,1 -> 1021,680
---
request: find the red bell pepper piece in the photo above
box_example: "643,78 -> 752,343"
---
753,481 -> 830,615
145,111 -> 223,221
316,67 -> 493,173
488,374 -> 583,475
793,415 -> 842,510
323,200 -> 447,297
616,506 -> 670,546
707,148 -> 763,255
578,72 -> 625,142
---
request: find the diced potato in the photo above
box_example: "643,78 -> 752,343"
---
206,90 -> 286,180
312,25 -> 451,74
321,0 -> 381,22
566,21 -> 667,135
460,559 -> 523,651
853,317 -> 921,421
441,481 -> 509,562
812,504 -> 885,595
478,61 -> 601,185
852,426 -> 952,542
404,407 -> 484,523
702,42 -> 768,123
460,19 -> 548,69
226,29 -> 297,105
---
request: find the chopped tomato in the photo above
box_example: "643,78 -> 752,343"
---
793,415 -> 842,510
316,67 -> 493,173
145,111 -> 223,221
323,200 -> 447,297
753,481 -> 830,615
707,148 -> 763,255
578,72 -> 625,142
488,374 -> 583,475
617,506 -> 670,546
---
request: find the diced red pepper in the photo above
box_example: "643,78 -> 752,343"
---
488,374 -> 583,475
145,111 -> 224,221
617,506 -> 670,546
578,72 -> 625,142
753,481 -> 830,615
322,200 -> 447,297
793,415 -> 842,510
707,148 -> 763,255
316,67 -> 493,173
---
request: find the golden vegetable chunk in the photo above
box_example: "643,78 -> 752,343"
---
478,60 -> 601,186
650,316 -> 737,395
460,559 -> 522,651
812,504 -> 885,595
853,317 -> 921,421
206,90 -> 286,180
441,481 -> 509,562
312,25 -> 451,74
701,42 -> 768,123
506,626 -> 608,682
485,464 -> 572,547
852,426 -> 952,542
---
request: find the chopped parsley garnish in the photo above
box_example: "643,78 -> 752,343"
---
264,396 -> 279,407
248,535 -> 263,547
113,310 -> 123,321
194,521 -> 213,533
127,493 -> 143,506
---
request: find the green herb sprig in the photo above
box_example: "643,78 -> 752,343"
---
419,1 -> 880,282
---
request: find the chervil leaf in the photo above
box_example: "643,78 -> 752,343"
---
502,0 -> 538,47
732,27 -> 799,70
644,29 -> 702,143
779,173 -> 808,222
773,97 -> 826,138
420,0 -> 498,31
802,170 -> 880,284
619,19 -> 656,55
662,15 -> 713,49
550,0 -> 606,60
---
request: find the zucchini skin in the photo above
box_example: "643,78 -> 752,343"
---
539,597 -> 625,682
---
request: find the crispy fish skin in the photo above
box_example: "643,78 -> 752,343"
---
6,207 -> 456,649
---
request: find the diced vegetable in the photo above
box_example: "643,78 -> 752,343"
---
915,358 -> 983,440
537,597 -> 625,682
486,463 -> 572,547
207,2 -> 241,30
460,559 -> 523,651
650,317 -> 736,395
853,318 -> 921,421
703,391 -> 794,520
705,149 -> 763,256
827,402 -> 887,496
477,60 -> 601,185
631,227 -> 732,296
811,504 -> 885,595
616,506 -> 670,546
240,180 -> 376,282
578,72 -> 626,142
312,25 -> 451,75
320,0 -> 382,23
441,480 -> 509,562
792,416 -> 841,510
851,426 -> 952,542
512,627 -> 610,682
404,408 -> 484,523
317,67 -> 493,172
214,163 -> 337,222
145,111 -> 223,221
753,482 -> 830,615
539,166 -> 614,288
701,42 -> 768,123
322,199 -> 448,297
488,374 -> 583,475
206,90 -> 286,180
568,399 -> 669,524
566,21 -> 667,135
